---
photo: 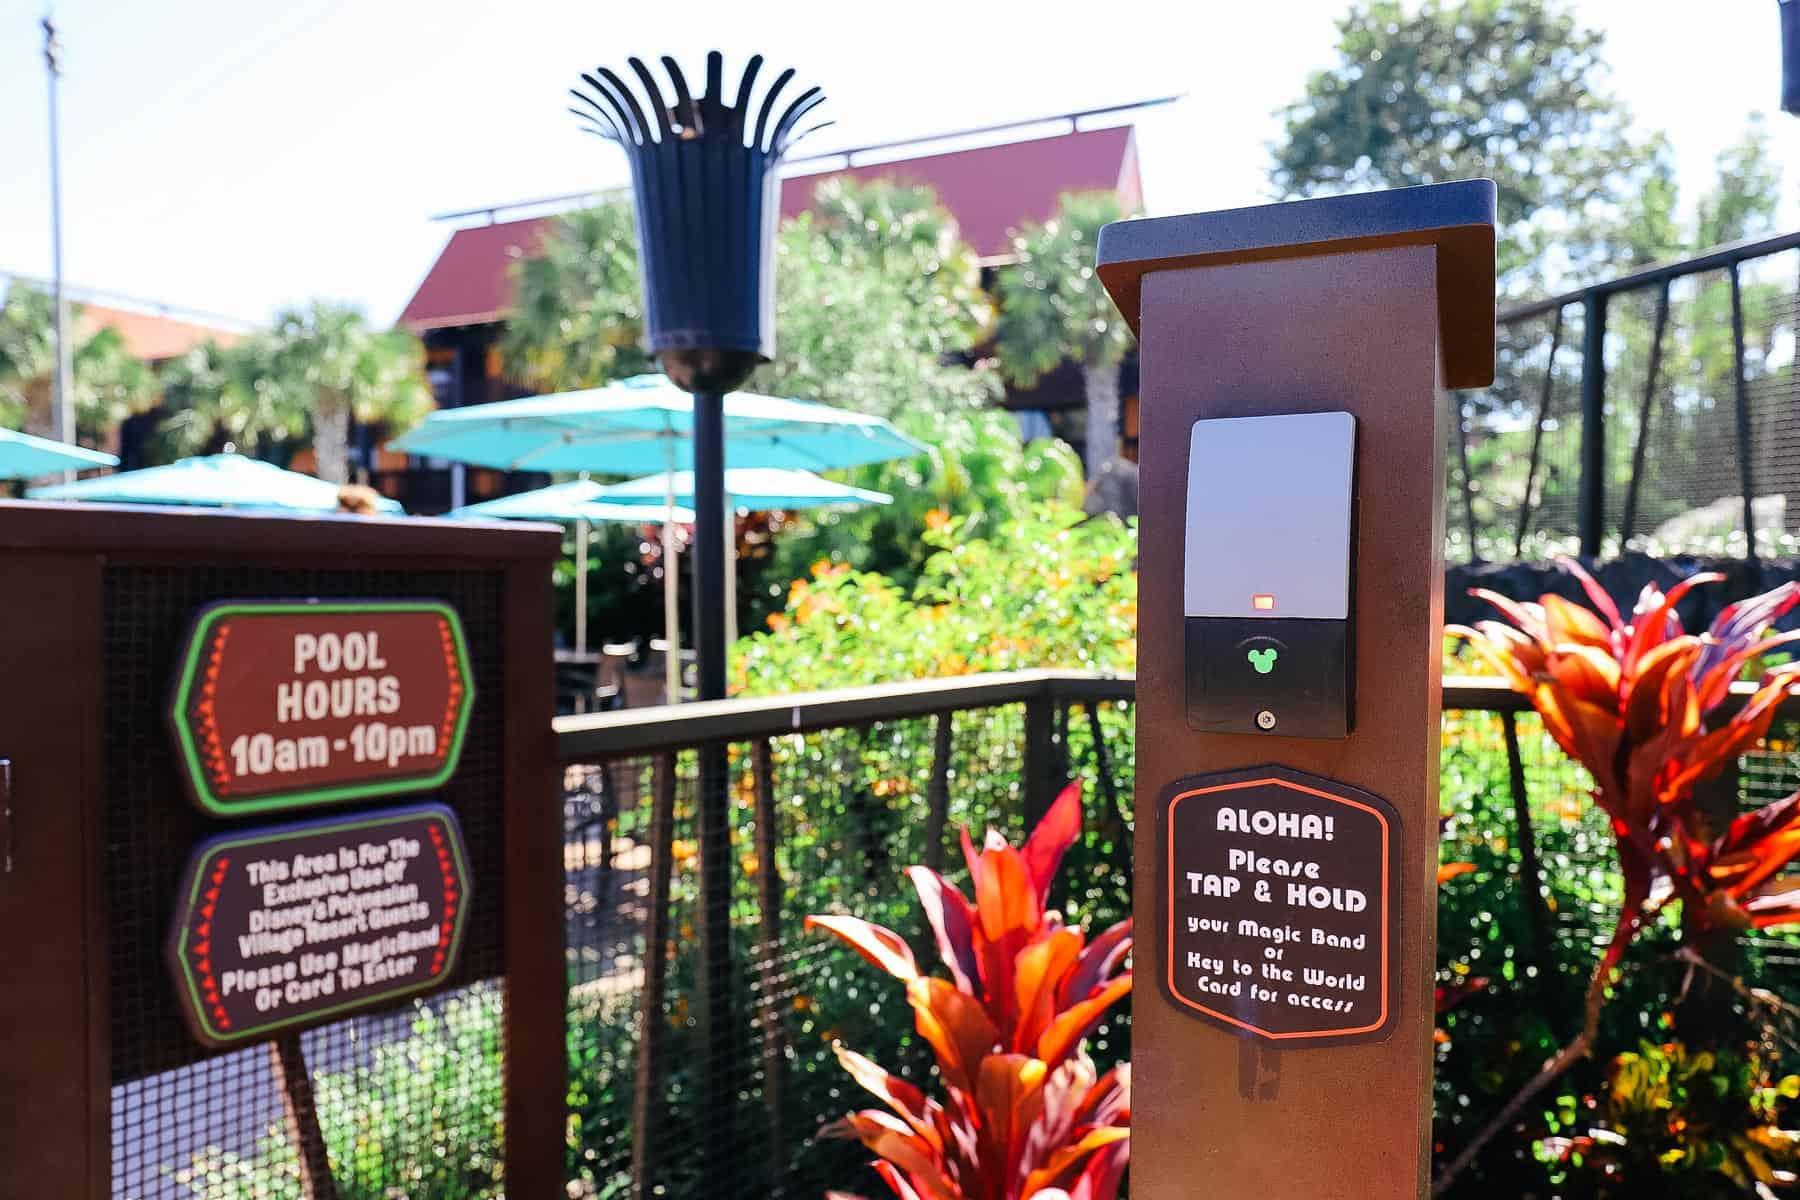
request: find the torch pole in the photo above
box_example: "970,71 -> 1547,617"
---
690,389 -> 735,1194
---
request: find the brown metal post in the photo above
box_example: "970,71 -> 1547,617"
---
271,1032 -> 340,1200
1513,305 -> 1564,557
1022,695 -> 1058,831
0,552 -> 105,1200
501,553 -> 566,1199
1098,183 -> 1496,1198
750,740 -> 787,1196
1501,712 -> 1553,974
631,754 -> 678,1200
924,713 -> 953,874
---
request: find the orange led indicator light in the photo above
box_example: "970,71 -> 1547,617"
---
1252,593 -> 1276,611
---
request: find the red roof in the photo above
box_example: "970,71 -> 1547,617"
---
399,125 -> 1141,333
79,304 -> 242,361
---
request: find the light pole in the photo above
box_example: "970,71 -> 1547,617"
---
43,14 -> 75,454
572,52 -> 824,1197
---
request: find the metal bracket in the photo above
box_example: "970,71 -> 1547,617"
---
1,757 -> 12,873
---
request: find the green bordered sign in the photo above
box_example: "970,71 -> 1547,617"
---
166,802 -> 473,1049
168,600 -> 475,817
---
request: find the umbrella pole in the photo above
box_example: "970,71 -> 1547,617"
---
724,500 -> 738,659
662,455 -> 681,704
575,516 -> 589,657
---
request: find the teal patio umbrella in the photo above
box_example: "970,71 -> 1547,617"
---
591,467 -> 891,511
593,467 -> 892,647
28,452 -> 403,513
384,373 -> 924,474
387,375 -> 923,700
0,428 -> 118,479
447,480 -> 693,657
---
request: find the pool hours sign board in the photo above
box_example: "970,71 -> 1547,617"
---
1159,765 -> 1401,1045
166,803 -> 472,1048
168,600 -> 475,816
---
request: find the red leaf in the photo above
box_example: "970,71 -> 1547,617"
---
973,844 -> 1039,942
1021,1126 -> 1131,1199
1056,918 -> 1132,1011
906,867 -> 981,996
1554,556 -> 1623,631
1036,974 -> 1133,1069
907,976 -> 1000,1095
1023,782 -> 1083,905
833,1044 -> 944,1153
1012,927 -> 1083,1052
1436,863 -> 1475,885
806,915 -> 919,982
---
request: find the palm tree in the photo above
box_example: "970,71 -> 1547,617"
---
154,338 -> 309,463
0,281 -> 157,441
502,199 -> 649,392
759,178 -> 997,418
993,192 -> 1136,473
264,303 -> 434,484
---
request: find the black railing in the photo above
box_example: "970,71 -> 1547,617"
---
551,668 -> 1800,1199
1450,230 -> 1800,563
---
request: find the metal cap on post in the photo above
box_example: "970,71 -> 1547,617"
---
1099,181 -> 1495,1199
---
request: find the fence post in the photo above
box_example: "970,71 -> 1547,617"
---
1730,263 -> 1759,560
1513,305 -> 1564,558
925,712 -> 953,874
631,754 -> 678,1200
1500,713 -> 1553,977
1578,290 -> 1608,559
1023,693 -> 1059,831
1683,758 -> 1746,1046
750,740 -> 787,1198
1619,282 -> 1671,549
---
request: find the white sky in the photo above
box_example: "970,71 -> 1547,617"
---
0,0 -> 1793,329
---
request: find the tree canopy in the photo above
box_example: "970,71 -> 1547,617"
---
0,282 -> 158,441
994,191 -> 1135,469
755,177 -> 997,418
502,200 -> 649,392
1271,0 -> 1661,294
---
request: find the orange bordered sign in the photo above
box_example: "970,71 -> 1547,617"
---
168,600 -> 475,817
1158,765 -> 1401,1045
165,802 -> 472,1049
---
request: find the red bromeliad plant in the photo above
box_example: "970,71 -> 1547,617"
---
806,783 -> 1132,1200
1436,561 -> 1800,1192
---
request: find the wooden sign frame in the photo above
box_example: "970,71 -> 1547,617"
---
166,599 -> 476,817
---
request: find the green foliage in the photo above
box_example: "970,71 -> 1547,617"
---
553,518 -> 671,650
260,302 -> 434,485
1537,1042 -> 1800,1198
993,192 -> 1133,380
993,192 -> 1135,470
0,281 -> 158,440
751,409 -> 1083,621
154,338 -> 309,463
736,506 -> 1135,696
757,178 -> 999,420
1271,0 -> 1661,293
177,984 -> 505,1199
502,200 -> 650,393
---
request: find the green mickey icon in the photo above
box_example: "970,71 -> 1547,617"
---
1247,646 -> 1278,675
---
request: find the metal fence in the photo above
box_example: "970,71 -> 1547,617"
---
95,663 -> 1800,1197
555,673 -> 1134,1200
552,670 -> 1800,1200
1448,230 -> 1800,563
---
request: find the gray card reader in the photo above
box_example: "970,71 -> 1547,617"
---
1184,411 -> 1355,738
